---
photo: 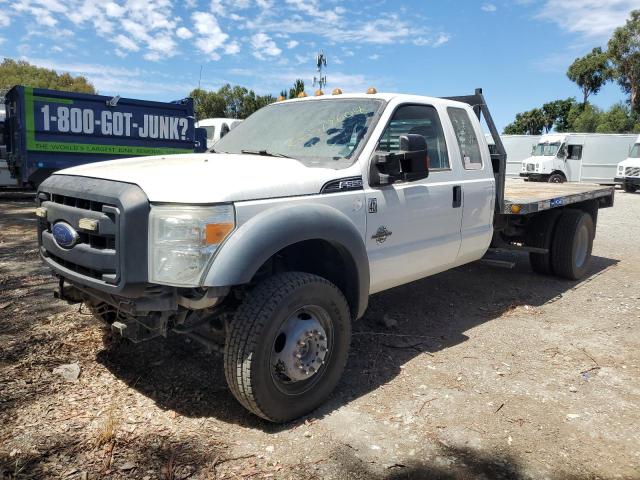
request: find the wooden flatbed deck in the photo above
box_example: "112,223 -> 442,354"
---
502,179 -> 615,215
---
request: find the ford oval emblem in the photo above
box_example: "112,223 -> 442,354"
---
52,222 -> 79,249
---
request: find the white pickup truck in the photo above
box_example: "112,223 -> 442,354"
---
36,89 -> 614,422
615,135 -> 640,192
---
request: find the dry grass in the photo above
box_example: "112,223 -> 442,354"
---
95,408 -> 119,447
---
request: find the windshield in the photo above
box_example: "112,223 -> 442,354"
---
214,98 -> 384,169
532,142 -> 561,156
630,144 -> 640,158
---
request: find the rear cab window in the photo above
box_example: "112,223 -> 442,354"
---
447,107 -> 483,170
377,104 -> 450,171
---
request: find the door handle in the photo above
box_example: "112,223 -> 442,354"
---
452,186 -> 462,208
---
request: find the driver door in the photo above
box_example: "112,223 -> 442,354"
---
365,104 -> 463,294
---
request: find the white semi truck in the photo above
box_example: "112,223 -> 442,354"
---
615,135 -> 640,192
36,89 -> 615,422
520,133 -> 637,183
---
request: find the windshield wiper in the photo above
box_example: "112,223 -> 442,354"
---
240,149 -> 293,159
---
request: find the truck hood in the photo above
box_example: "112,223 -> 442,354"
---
618,158 -> 640,168
56,153 -> 358,203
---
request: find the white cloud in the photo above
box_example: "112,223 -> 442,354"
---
104,2 -> 126,18
369,54 -> 379,60
176,27 -> 193,40
192,11 -> 229,60
113,34 -> 139,52
0,14 -> 10,27
536,0 -> 640,39
286,40 -> 299,49
224,41 -> 240,55
251,32 -> 281,60
433,33 -> 450,47
481,3 -> 497,12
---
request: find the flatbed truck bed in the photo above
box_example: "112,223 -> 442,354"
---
502,179 -> 615,215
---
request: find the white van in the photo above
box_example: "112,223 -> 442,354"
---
486,134 -> 541,177
520,133 -> 637,183
196,118 -> 243,150
615,135 -> 640,192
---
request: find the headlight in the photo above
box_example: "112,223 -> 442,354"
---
618,166 -> 624,173
535,163 -> 539,171
148,204 -> 235,286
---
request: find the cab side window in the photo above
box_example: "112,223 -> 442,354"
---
378,105 -> 450,170
447,107 -> 483,170
567,145 -> 582,160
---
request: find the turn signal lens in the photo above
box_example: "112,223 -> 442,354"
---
510,205 -> 522,214
205,223 -> 234,245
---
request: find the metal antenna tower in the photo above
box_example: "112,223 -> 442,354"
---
313,50 -> 327,91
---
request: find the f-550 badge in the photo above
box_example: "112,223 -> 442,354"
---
372,226 -> 393,244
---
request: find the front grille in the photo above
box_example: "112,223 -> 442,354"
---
39,195 -> 119,283
48,253 -> 114,280
526,164 -> 535,172
38,175 -> 150,297
50,193 -> 107,212
625,167 -> 640,178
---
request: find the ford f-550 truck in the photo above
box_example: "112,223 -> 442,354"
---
36,89 -> 614,422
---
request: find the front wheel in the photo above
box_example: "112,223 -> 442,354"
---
548,173 -> 566,183
623,184 -> 638,193
224,272 -> 351,422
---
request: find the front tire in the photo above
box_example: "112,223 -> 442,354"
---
551,210 -> 594,280
623,184 -> 638,193
548,173 -> 566,183
224,272 -> 351,422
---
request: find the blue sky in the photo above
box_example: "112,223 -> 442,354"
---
1,0 -> 640,130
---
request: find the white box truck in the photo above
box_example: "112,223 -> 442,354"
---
520,133 -> 637,183
615,135 -> 640,192
486,134 -> 541,177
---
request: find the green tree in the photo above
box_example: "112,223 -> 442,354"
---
542,98 -> 576,133
0,58 -> 96,95
503,108 -> 546,135
190,84 -> 275,121
190,88 -> 227,121
608,9 -> 640,113
288,79 -> 305,99
566,47 -> 612,105
552,98 -> 578,132
568,104 -> 602,132
596,103 -> 635,133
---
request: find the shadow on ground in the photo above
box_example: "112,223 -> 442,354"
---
95,251 -> 618,431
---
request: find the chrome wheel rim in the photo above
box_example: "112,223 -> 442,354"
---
270,305 -> 333,395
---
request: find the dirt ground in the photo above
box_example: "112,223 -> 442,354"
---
1,188 -> 639,480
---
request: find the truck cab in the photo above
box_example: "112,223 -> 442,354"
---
615,135 -> 640,193
520,134 -> 577,183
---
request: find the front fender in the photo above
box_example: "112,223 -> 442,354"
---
202,203 -> 370,318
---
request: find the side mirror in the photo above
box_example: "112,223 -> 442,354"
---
369,134 -> 429,186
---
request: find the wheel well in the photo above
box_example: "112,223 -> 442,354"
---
251,239 -> 360,320
550,171 -> 566,179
